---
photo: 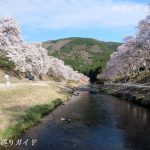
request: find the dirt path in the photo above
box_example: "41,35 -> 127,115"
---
0,81 -> 56,89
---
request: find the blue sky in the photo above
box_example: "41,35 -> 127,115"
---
0,0 -> 149,42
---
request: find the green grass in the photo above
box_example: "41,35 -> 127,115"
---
0,98 -> 63,138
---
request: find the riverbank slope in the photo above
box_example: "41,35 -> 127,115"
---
0,80 -> 86,138
99,82 -> 150,107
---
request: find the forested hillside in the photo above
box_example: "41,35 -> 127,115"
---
43,37 -> 121,81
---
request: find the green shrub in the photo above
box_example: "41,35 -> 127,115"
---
0,56 -> 15,70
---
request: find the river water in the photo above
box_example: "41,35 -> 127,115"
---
15,86 -> 150,150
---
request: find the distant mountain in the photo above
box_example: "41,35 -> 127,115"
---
43,37 -> 121,81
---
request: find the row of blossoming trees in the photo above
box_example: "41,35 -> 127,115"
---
103,14 -> 150,81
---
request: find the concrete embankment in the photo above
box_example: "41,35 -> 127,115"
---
99,83 -> 150,107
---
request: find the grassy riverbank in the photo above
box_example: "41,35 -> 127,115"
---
0,80 -> 82,138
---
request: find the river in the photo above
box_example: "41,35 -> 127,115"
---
14,86 -> 150,150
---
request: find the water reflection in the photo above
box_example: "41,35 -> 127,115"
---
10,88 -> 150,150
109,96 -> 150,150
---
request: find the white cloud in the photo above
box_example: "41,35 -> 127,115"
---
0,0 -> 149,29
